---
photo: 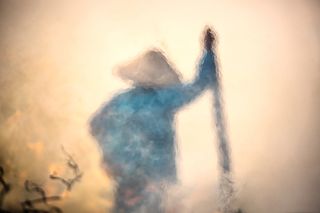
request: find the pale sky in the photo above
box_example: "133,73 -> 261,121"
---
0,0 -> 319,212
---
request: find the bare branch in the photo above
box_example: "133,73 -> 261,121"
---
49,146 -> 83,191
24,180 -> 47,204
0,166 -> 11,209
22,181 -> 63,213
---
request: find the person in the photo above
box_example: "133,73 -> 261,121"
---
89,27 -> 217,213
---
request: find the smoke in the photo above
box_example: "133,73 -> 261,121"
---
0,1 -> 114,212
0,0 -> 319,212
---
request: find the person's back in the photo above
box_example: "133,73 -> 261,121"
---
91,87 -> 177,182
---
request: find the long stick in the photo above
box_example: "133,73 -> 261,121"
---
213,51 -> 234,213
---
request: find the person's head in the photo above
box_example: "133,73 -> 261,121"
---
115,48 -> 182,88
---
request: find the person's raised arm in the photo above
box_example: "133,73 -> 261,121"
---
156,27 -> 218,110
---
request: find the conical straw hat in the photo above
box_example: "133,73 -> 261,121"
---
115,49 -> 182,87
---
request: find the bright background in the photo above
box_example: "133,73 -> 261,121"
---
0,0 -> 319,212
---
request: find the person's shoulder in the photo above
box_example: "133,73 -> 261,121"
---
102,87 -> 161,113
109,88 -> 142,105
109,90 -> 130,104
104,87 -> 150,113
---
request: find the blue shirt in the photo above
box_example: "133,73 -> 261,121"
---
90,50 -> 217,182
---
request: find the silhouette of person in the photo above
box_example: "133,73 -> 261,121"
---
90,28 -> 217,212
